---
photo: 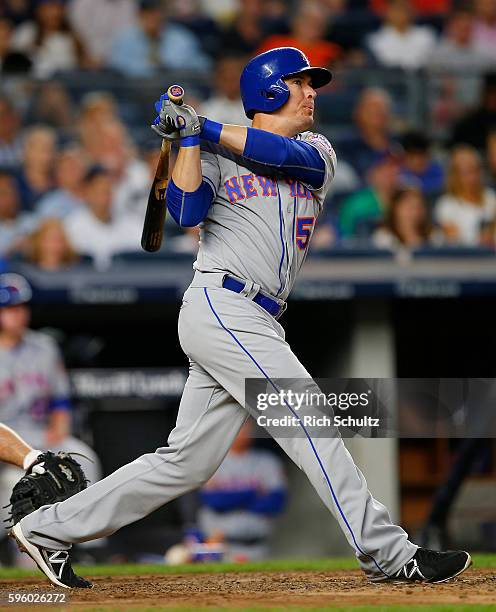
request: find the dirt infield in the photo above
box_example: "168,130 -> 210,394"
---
1,568 -> 495,610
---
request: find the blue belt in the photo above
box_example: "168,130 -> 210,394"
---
222,276 -> 285,318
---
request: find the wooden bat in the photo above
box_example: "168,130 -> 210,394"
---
141,84 -> 184,252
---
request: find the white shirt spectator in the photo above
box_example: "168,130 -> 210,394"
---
434,189 -> 496,245
11,23 -> 78,78
112,159 -> 150,220
200,97 -> 250,127
430,39 -> 492,72
68,0 -> 136,63
367,25 -> 437,70
0,213 -> 36,256
36,189 -> 84,221
64,208 -> 141,269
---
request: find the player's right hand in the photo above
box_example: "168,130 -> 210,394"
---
153,92 -> 201,140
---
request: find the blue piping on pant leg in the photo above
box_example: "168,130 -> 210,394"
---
203,287 -> 389,578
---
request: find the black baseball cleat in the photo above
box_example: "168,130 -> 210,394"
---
9,523 -> 92,589
392,548 -> 472,583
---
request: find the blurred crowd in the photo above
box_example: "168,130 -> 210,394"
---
1,0 -> 496,270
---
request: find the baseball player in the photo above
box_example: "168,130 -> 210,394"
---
0,273 -> 100,529
198,420 -> 287,561
11,48 -> 471,588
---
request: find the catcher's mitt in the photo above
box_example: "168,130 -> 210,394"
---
5,451 -> 88,526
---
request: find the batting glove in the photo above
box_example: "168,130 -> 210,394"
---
152,93 -> 201,140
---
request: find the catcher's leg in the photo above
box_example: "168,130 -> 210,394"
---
19,362 -> 247,550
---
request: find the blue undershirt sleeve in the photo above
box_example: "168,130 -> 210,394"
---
48,398 -> 71,412
243,127 -> 326,188
166,178 -> 215,227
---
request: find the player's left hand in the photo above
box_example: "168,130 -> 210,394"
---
152,92 -> 201,140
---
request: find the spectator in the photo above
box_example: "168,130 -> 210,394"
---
68,0 -> 136,67
366,0 -> 437,70
451,73 -> 496,151
373,186 -> 437,250
429,8 -> 491,123
198,420 -> 287,561
199,54 -> 250,126
399,131 -> 444,198
82,120 -> 149,220
1,14 -> 32,75
107,0 -> 211,77
77,92 -> 119,153
63,165 -> 141,268
16,126 -> 56,212
339,153 -> 400,238
257,1 -> 341,68
0,95 -> 23,171
36,146 -> 86,220
221,0 -> 266,55
434,145 -> 496,245
337,88 -> 398,181
75,92 -> 146,215
11,0 -> 85,77
2,0 -> 33,26
0,171 -> 35,256
29,81 -> 75,132
26,218 -> 79,271
431,8 -> 492,72
0,273 -> 101,532
487,130 -> 496,190
168,0 -> 222,59
473,0 -> 496,62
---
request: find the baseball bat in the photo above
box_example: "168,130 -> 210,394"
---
141,84 -> 184,252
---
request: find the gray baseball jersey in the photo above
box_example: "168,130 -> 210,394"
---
196,131 -> 336,301
21,131 -> 417,581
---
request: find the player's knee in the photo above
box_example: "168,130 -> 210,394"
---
153,447 -> 215,487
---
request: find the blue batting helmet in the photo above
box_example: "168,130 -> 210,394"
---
240,47 -> 332,119
0,273 -> 32,307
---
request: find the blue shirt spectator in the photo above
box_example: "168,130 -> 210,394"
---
335,88 -> 399,184
398,131 -> 445,198
107,0 -> 211,77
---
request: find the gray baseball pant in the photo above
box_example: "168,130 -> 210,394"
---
21,272 -> 417,580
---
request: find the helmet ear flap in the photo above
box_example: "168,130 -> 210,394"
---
262,78 -> 290,107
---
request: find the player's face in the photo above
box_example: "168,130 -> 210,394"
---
0,304 -> 30,338
280,73 -> 317,132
